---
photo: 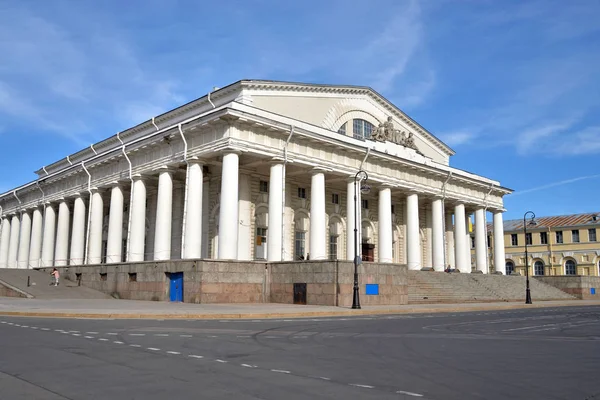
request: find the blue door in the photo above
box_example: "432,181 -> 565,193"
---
169,272 -> 184,302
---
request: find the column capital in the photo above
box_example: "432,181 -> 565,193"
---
310,166 -> 331,175
377,184 -> 394,191
268,157 -> 286,165
186,156 -> 205,165
152,165 -> 178,175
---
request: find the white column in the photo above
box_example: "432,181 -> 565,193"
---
454,204 -> 467,272
17,212 -> 31,269
406,193 -> 421,270
41,205 -> 56,267
182,162 -> 203,259
475,208 -> 487,273
28,208 -> 43,268
7,215 -> 21,268
129,176 -> 147,262
493,211 -> 506,274
465,212 -> 472,272
237,173 -> 252,260
309,170 -> 326,260
70,195 -> 86,265
425,205 -> 433,268
201,179 -> 209,259
154,169 -> 173,261
444,209 -> 455,269
378,187 -> 393,263
106,185 -> 124,264
431,198 -> 444,271
267,162 -> 284,262
346,179 -> 355,261
0,217 -> 11,268
87,190 -> 104,264
218,153 -> 239,259
54,200 -> 70,267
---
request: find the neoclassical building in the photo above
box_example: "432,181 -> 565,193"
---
0,80 -> 511,274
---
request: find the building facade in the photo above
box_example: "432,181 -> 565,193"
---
0,80 -> 511,274
497,213 -> 600,277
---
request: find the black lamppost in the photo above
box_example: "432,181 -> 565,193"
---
352,170 -> 369,309
523,211 -> 536,305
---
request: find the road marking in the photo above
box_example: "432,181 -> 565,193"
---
350,384 -> 374,389
31,327 -> 38,329
84,336 -> 95,339
503,324 -> 557,332
41,328 -> 50,331
241,364 -> 254,368
251,320 -> 262,322
69,330 -> 79,333
113,341 -> 124,344
147,348 -> 160,351
166,351 -> 181,355
271,369 -> 290,374
129,344 -> 141,348
215,359 -> 227,363
98,338 -> 109,341
318,377 -> 331,381
155,334 -> 169,337
264,336 -> 279,339
129,333 -> 145,336
107,333 -> 118,335
283,319 -> 294,322
396,390 -> 423,397
179,334 -> 192,338
14,324 -> 21,327
188,355 -> 204,359
21,325 -> 28,328
54,329 -> 63,332
208,335 -> 218,338
72,333 -> 81,336
86,331 -> 98,334
237,336 -> 251,338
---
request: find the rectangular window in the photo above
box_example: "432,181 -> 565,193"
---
391,204 -> 395,214
297,187 -> 306,199
259,180 -> 268,193
128,273 -> 137,282
100,273 -> 107,281
255,227 -> 267,260
572,229 -> 580,243
329,235 -> 338,260
295,231 -> 306,260
331,193 -> 339,204
525,232 -> 532,245
487,235 -> 491,248
556,231 -> 563,244
471,236 -> 475,249
361,199 -> 369,209
540,231 -> 548,245
589,228 -> 597,242
511,234 -> 518,246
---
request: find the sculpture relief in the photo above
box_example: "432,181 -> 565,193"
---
371,116 -> 421,154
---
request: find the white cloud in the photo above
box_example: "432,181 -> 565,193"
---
511,174 -> 600,196
438,131 -> 475,147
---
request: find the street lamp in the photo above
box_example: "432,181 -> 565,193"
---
352,169 -> 369,309
523,211 -> 536,304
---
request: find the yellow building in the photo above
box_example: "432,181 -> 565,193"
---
475,213 -> 600,276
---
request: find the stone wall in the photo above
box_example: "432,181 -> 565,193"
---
269,261 -> 407,306
534,276 -> 600,300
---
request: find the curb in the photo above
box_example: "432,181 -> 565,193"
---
0,300 -> 595,320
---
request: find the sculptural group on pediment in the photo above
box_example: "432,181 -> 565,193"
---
371,116 -> 420,154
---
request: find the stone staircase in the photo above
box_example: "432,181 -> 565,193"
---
408,271 -> 576,304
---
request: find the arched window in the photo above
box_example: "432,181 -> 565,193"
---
534,260 -> 544,276
338,122 -> 346,135
505,261 -> 515,275
565,259 -> 576,275
352,119 -> 374,140
329,218 -> 343,260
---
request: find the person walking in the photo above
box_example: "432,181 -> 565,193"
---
50,268 -> 60,286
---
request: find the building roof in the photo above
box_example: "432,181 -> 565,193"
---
499,212 -> 600,232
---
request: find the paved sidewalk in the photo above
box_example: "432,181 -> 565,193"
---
0,297 -> 599,319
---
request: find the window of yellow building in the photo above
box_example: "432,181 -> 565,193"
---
572,229 -> 580,243
556,231 -> 563,244
589,228 -> 596,242
540,231 -> 548,244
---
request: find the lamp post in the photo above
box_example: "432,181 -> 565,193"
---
523,211 -> 535,305
352,170 -> 369,309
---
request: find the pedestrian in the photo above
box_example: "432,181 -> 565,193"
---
50,268 -> 59,286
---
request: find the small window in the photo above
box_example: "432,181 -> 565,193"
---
487,235 -> 491,248
505,261 -> 515,275
589,228 -> 596,242
525,232 -> 532,245
511,234 -> 518,246
128,272 -> 137,282
565,259 -> 576,275
259,180 -> 269,193
540,231 -> 548,245
534,261 -> 544,276
572,229 -> 580,243
391,204 -> 395,214
331,193 -> 339,205
471,236 -> 475,249
556,231 -> 563,244
295,231 -> 306,260
329,235 -> 338,260
298,187 -> 306,199
338,123 -> 346,135
361,199 -> 369,209
100,273 -> 107,281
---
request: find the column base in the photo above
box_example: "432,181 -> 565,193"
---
471,270 -> 484,274
420,267 -> 434,272
493,271 -> 503,275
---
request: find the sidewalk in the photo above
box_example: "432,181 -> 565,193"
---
1,297 -> 599,319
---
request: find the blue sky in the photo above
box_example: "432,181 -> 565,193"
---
0,0 -> 599,220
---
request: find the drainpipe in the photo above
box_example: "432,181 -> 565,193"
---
117,132 -> 133,261
178,123 -> 190,259
483,183 -> 494,273
36,180 -> 46,267
13,190 -> 22,208
440,171 -> 453,269
90,144 -> 97,155
66,156 -> 72,166
81,161 -> 92,264
152,117 -> 159,131
207,89 -> 216,109
548,226 -> 553,275
42,166 -> 49,176
281,125 -> 295,260
356,147 -> 371,259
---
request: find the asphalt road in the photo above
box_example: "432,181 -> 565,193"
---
1,305 -> 599,400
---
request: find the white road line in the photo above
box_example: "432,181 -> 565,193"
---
251,320 -> 262,322
113,341 -> 124,344
86,332 -> 99,334
98,338 -> 109,341
318,377 -> 331,381
41,328 -> 50,331
155,334 -> 169,337
166,351 -> 181,355
147,348 -> 160,351
188,355 -> 204,359
215,359 -> 227,363
84,336 -> 95,339
72,333 -> 81,336
129,333 -> 146,336
31,327 -> 38,329
264,336 -> 279,339
21,325 -> 28,328
129,344 -> 141,348
271,369 -> 290,374
179,334 -> 192,338
282,320 -> 294,322
107,333 -> 118,335
208,335 -> 218,338
241,364 -> 254,368
15,324 -> 21,327
54,329 -> 63,332
503,324 -> 557,332
68,330 -> 79,333
237,336 -> 250,338
350,384 -> 374,389
396,390 -> 423,397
